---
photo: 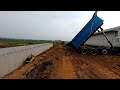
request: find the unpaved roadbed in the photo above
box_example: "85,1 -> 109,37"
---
4,45 -> 120,79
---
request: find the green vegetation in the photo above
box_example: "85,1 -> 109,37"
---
54,42 -> 62,46
0,38 -> 54,45
53,41 -> 69,46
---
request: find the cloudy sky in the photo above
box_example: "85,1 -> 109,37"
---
0,11 -> 120,41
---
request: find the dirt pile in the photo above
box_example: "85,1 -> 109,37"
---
24,59 -> 55,79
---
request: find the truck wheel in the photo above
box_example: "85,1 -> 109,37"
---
90,48 -> 98,55
102,49 -> 108,54
82,48 -> 88,55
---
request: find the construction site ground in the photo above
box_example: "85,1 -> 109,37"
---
4,45 -> 120,79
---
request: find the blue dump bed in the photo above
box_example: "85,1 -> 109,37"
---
70,11 -> 104,49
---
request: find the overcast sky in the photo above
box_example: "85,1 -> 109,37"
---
0,11 -> 120,41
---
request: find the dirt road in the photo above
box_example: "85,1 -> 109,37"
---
4,45 -> 120,79
50,56 -> 77,79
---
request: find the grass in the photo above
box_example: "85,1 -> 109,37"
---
0,38 -> 54,45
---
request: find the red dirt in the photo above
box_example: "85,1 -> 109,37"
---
3,45 -> 120,79
0,43 -> 26,48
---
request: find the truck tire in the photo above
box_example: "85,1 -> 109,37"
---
82,48 -> 88,55
102,49 -> 108,54
90,48 -> 98,55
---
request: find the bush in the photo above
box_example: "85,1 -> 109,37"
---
29,42 -> 33,44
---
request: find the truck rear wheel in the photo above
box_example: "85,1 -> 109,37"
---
81,48 -> 88,55
102,49 -> 108,54
90,48 -> 98,55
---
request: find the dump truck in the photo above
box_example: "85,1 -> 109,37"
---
69,11 -> 120,55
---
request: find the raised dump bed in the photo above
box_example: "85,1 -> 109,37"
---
70,11 -> 104,49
